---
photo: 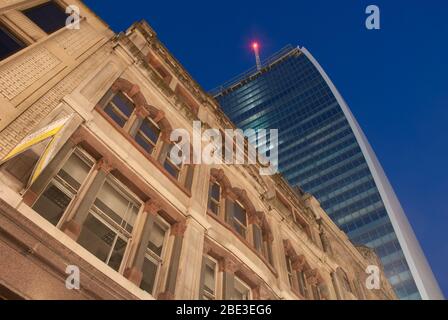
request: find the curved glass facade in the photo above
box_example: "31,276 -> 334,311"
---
214,47 -> 443,300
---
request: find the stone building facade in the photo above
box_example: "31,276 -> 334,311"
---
0,0 -> 396,300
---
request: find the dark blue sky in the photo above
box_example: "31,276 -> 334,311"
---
84,0 -> 448,297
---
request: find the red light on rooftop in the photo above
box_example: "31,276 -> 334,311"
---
252,42 -> 259,50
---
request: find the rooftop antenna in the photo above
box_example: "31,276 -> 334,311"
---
252,42 -> 262,71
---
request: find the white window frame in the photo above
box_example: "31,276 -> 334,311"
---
86,174 -> 142,273
208,181 -> 221,216
134,116 -> 161,155
233,276 -> 252,300
34,147 -> 96,228
141,216 -> 170,296
232,200 -> 248,238
202,256 -> 219,300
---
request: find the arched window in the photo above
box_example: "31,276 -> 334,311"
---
132,116 -> 161,155
97,78 -> 168,156
208,180 -> 221,215
199,244 -> 262,301
208,169 -> 274,264
284,239 -> 310,298
101,90 -> 135,128
157,141 -> 195,190
228,198 -> 248,238
162,144 -> 183,179
283,239 -> 329,300
97,78 -> 194,191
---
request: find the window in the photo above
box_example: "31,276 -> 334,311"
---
0,22 -> 26,60
202,257 -> 218,300
22,1 -> 69,34
208,182 -> 221,215
285,256 -> 296,290
276,191 -> 292,215
33,149 -> 94,226
140,219 -> 169,295
99,89 -> 163,158
312,284 -> 321,300
232,202 -> 247,238
77,177 -> 140,271
134,118 -> 160,155
263,238 -> 273,264
163,145 -> 182,179
147,51 -> 172,84
233,277 -> 251,300
293,212 -> 311,239
175,85 -> 199,114
252,224 -> 263,254
103,91 -> 135,128
298,270 -> 308,298
320,232 -> 329,253
340,269 -> 353,294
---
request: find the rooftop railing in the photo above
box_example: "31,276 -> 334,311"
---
210,44 -> 299,97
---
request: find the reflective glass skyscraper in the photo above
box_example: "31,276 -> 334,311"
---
213,46 -> 443,300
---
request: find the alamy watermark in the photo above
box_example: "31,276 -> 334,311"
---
65,265 -> 80,290
169,121 -> 279,176
365,5 -> 381,30
65,5 -> 81,30
366,265 -> 381,290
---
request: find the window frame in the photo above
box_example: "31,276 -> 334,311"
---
312,283 -> 322,300
231,200 -> 248,238
0,21 -> 27,61
79,174 -> 143,273
252,223 -> 264,254
133,117 -> 161,156
140,216 -> 171,296
201,256 -> 219,300
207,181 -> 221,216
233,276 -> 252,301
341,270 -> 353,294
97,86 -> 192,192
102,91 -> 136,129
297,270 -> 308,298
163,145 -> 183,180
21,1 -> 69,35
32,147 -> 96,228
285,255 -> 297,290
